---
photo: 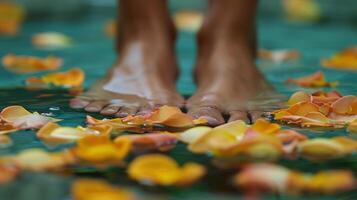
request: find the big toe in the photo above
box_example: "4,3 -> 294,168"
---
70,98 -> 90,109
188,106 -> 225,126
84,101 -> 108,112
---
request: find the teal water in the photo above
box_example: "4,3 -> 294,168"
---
1,2 -> 357,200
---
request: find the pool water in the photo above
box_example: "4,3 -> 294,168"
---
1,2 -> 357,200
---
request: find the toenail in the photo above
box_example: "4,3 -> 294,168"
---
200,115 -> 223,126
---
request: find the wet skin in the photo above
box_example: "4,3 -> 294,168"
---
70,0 -> 279,125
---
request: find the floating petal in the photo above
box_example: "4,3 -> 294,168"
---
2,54 -> 62,74
26,68 -> 85,88
73,135 -> 131,165
32,32 -> 72,49
72,179 -> 137,200
286,71 -> 337,88
128,154 -> 205,186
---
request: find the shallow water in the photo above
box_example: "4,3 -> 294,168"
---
1,2 -> 357,200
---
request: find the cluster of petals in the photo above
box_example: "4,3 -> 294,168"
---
0,105 -> 60,134
273,91 -> 357,127
234,163 -> 355,194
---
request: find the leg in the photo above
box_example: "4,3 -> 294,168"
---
187,0 -> 279,125
70,0 -> 184,116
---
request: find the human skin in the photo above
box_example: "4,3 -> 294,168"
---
70,0 -> 278,125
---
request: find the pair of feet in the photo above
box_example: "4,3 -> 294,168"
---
69,4 -> 278,126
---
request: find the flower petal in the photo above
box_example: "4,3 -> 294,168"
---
32,32 -> 72,49
71,179 -> 137,200
2,54 -> 62,74
128,154 -> 181,186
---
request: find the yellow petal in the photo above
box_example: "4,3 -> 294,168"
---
72,179 -> 136,200
175,163 -> 206,186
321,47 -> 357,70
251,119 -> 281,134
32,32 -> 72,49
298,138 -> 347,160
173,11 -> 203,32
0,135 -> 12,148
288,91 -> 312,105
179,126 -> 212,144
348,119 -> 357,133
4,148 -> 75,171
73,135 -> 130,164
37,122 -> 111,144
128,154 -> 181,186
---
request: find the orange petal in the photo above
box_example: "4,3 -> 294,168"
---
286,71 -> 333,88
37,122 -> 111,144
321,47 -> 357,70
114,132 -> 178,152
287,102 -> 320,116
0,123 -> 18,135
0,2 -> 24,35
128,154 -> 181,186
331,95 -> 357,115
104,20 -> 117,38
71,179 -> 136,200
2,54 -> 62,74
0,106 -> 60,129
32,68 -> 85,88
251,119 -> 281,134
0,105 -> 31,123
287,91 -> 312,105
233,163 -> 290,192
148,106 -> 195,127
0,164 -> 19,184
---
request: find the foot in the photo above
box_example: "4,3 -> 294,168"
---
70,1 -> 184,117
187,33 -> 281,126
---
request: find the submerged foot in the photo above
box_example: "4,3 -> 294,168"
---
70,2 -> 184,116
187,32 -> 281,126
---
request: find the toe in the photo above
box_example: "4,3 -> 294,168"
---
188,106 -> 225,126
248,111 -> 263,124
100,104 -> 121,116
116,106 -> 139,117
70,98 -> 90,109
84,101 -> 108,112
228,111 -> 249,123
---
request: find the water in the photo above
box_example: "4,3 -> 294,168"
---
1,2 -> 357,200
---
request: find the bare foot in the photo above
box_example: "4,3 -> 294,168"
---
70,0 -> 184,117
187,0 -> 282,126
